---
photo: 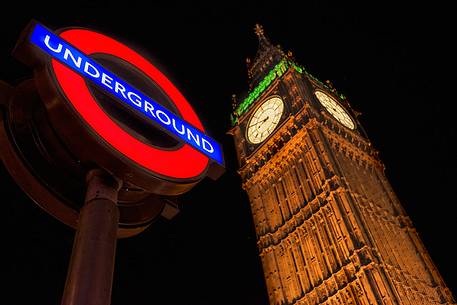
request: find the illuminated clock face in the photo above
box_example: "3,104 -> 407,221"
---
246,96 -> 284,144
314,91 -> 355,130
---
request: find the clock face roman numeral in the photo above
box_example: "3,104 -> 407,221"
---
314,91 -> 355,130
247,96 -> 284,144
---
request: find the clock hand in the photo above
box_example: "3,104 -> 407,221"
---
249,116 -> 269,128
249,120 -> 263,128
257,116 -> 269,129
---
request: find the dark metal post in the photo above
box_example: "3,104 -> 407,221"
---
61,169 -> 121,305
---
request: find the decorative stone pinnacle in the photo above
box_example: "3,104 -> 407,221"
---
231,94 -> 238,109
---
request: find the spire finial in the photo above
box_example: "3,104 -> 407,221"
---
254,23 -> 272,48
254,24 -> 264,38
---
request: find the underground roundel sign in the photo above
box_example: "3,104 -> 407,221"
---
15,21 -> 224,194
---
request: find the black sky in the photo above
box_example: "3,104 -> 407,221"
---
1,2 -> 455,305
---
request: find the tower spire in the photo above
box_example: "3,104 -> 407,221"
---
254,24 -> 271,48
248,24 -> 285,85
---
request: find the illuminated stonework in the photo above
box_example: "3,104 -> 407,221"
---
229,26 -> 455,305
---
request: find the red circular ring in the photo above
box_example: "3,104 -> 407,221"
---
51,29 -> 209,179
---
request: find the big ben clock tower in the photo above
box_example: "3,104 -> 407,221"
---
229,25 -> 455,305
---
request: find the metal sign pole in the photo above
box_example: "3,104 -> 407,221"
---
2,21 -> 225,305
61,169 -> 121,305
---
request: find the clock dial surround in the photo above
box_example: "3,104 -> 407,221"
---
315,91 -> 355,130
246,96 -> 284,144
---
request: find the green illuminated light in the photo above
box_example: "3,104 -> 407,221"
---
291,62 -> 303,74
235,59 -> 288,118
231,58 -> 346,126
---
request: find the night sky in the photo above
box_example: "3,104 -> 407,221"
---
1,2 -> 455,305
